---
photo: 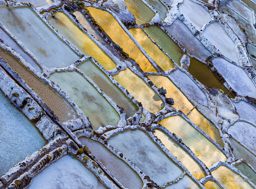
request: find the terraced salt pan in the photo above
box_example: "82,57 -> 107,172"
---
234,100 -> 256,125
113,69 -> 163,113
0,91 -> 45,177
73,11 -> 104,43
187,108 -> 224,147
28,156 -> 105,189
228,122 -> 256,154
50,71 -> 120,130
236,162 -> 256,185
159,116 -> 227,167
188,57 -> 233,98
154,130 -> 205,179
0,48 -> 76,122
230,138 -> 256,170
48,12 -> 116,71
165,175 -> 200,189
0,6 -> 79,68
164,20 -> 211,61
221,2 -> 256,44
124,0 -> 155,24
179,0 -> 212,30
108,130 -> 183,186
169,69 -> 208,106
143,0 -> 168,21
227,0 -> 254,21
203,23 -> 239,63
204,180 -> 221,188
144,26 -> 183,64
212,165 -> 253,188
0,28 -> 41,71
78,60 -> 138,118
223,14 -> 247,44
212,57 -> 256,98
129,28 -> 174,71
87,7 -> 157,72
148,75 -> 193,114
79,137 -> 143,189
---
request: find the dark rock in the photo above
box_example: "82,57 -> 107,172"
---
165,98 -> 174,105
159,87 -> 167,96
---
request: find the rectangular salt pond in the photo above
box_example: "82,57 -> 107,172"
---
78,60 -> 138,118
236,162 -> 256,185
48,12 -> 116,71
148,75 -> 193,114
188,57 -> 233,98
228,121 -> 256,154
224,5 -> 256,44
129,28 -> 174,71
144,26 -> 183,64
212,165 -> 254,188
73,11 -> 104,42
234,100 -> 256,125
230,138 -> 256,170
113,69 -> 163,113
202,22 -> 239,63
0,6 -> 79,68
0,28 -> 41,72
124,0 -> 155,24
86,7 -> 157,72
0,48 -> 76,122
187,108 -> 224,147
204,181 -> 221,188
143,0 -> 167,21
159,116 -> 227,167
28,155 -> 106,189
108,130 -> 183,186
179,0 -> 212,30
0,91 -> 45,177
227,0 -> 253,21
79,137 -> 143,189
164,20 -> 211,61
49,71 -> 120,130
154,129 -> 205,179
169,69 -> 208,106
212,57 -> 256,98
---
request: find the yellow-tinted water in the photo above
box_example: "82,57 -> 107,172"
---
86,7 -> 157,72
48,12 -> 116,70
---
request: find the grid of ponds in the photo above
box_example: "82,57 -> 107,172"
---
0,0 -> 256,188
